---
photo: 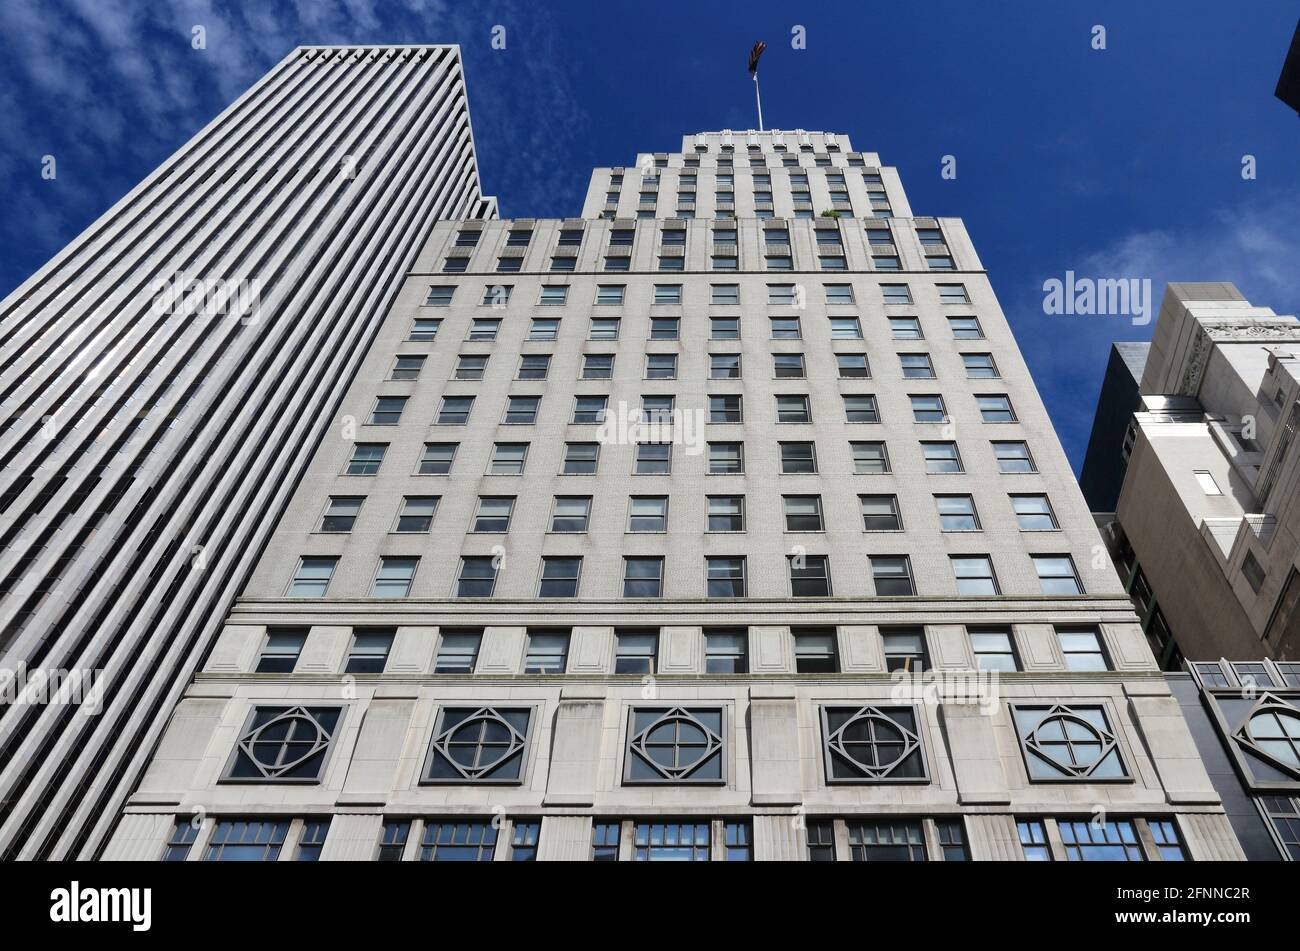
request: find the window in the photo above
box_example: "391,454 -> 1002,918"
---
900,353 -> 935,379
1242,550 -> 1266,593
590,317 -> 620,340
790,628 -> 842,670
711,317 -> 739,339
706,557 -> 746,597
372,558 -> 417,598
847,821 -> 926,861
821,705 -> 926,781
592,822 -> 621,861
830,317 -> 863,339
650,316 -> 680,339
456,557 -> 498,597
418,442 -> 456,474
711,353 -> 741,378
936,820 -> 968,860
489,442 -> 528,475
819,255 -> 847,271
454,355 -> 487,380
1010,494 -> 1057,531
865,226 -> 894,247
783,495 -> 824,532
646,354 -> 677,380
409,317 -> 441,341
161,818 -> 199,861
825,284 -> 855,304
424,285 -> 455,306
434,631 -> 481,673
368,396 -> 406,425
482,284 -> 511,305
776,395 -> 812,424
225,706 -> 341,782
1058,628 -> 1109,671
1017,820 -> 1052,861
623,557 -> 665,597
653,284 -> 682,305
952,556 -> 999,595
977,394 -> 1017,423
616,497 -> 663,537
707,495 -> 744,532
949,316 -> 984,338
807,821 -> 836,862
376,821 -> 409,861
255,629 -> 307,674
936,495 -> 979,531
910,394 -> 946,423
770,316 -> 802,339
608,228 -> 634,246
524,631 -> 569,673
624,708 -> 725,784
615,630 -> 659,674
768,283 -> 798,305
635,442 -> 672,474
468,318 -> 500,340
320,496 -> 362,532
419,821 -> 498,862
970,628 -> 1018,671
882,628 -> 928,672
633,822 -> 711,860
780,441 -> 817,473
504,396 -> 540,424
837,354 -> 870,378
790,555 -> 832,597
550,496 -> 591,533
596,284 -> 625,305
860,494 -> 902,531
844,394 -> 880,423
573,396 -> 608,424
938,284 -> 970,304
724,821 -> 753,861
344,629 -> 394,672
711,284 -> 740,305
506,229 -> 532,247
926,256 -> 955,270
707,394 -> 742,423
774,354 -> 805,378
205,820 -> 291,861
1149,820 -> 1186,861
704,629 -> 748,673
389,354 -> 425,380
395,497 -> 437,532
436,396 -> 474,425
881,284 -> 912,305
538,285 -> 568,306
993,441 -> 1035,473
563,442 -> 599,474
873,255 -> 901,271
922,442 -> 963,473
517,354 -> 550,379
539,557 -> 582,597
509,821 -> 540,861
871,556 -> 915,595
1033,555 -> 1083,595
962,353 -> 999,378
851,441 -> 890,474
472,497 -> 514,533
288,558 -> 335,597
1013,703 -> 1130,783
581,354 -> 614,380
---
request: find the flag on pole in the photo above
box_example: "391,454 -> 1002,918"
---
747,40 -> 766,75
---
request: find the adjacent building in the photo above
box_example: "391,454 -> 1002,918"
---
102,122 -> 1242,862
1086,284 -> 1300,667
0,45 -> 494,860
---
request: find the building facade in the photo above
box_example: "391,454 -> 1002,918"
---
1090,284 -> 1300,667
0,45 -> 494,860
97,125 -> 1249,862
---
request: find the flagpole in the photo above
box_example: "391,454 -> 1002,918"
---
753,70 -> 764,132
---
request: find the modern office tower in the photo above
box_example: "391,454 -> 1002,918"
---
106,129 -> 1242,863
1088,284 -> 1300,668
0,45 -> 494,860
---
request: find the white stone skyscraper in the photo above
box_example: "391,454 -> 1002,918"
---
0,45 -> 494,860
101,123 -> 1247,862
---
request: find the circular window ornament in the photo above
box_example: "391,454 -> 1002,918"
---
1234,695 -> 1300,778
627,707 -> 724,782
825,706 -> 922,779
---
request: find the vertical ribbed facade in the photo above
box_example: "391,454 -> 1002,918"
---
0,44 -> 494,859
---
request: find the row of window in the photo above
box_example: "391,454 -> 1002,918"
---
255,624 -> 1110,677
344,438 -> 1038,476
163,813 -> 1187,862
421,280 -> 970,307
316,490 -> 1061,536
287,549 -> 1086,599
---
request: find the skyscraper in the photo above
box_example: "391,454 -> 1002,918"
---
99,120 -> 1249,862
0,45 -> 494,860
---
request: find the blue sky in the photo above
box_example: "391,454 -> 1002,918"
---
2,0 -> 1298,469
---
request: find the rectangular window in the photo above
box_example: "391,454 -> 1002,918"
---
768,283 -> 798,305
436,396 -> 474,425
161,817 -> 199,861
472,496 -> 514,532
454,354 -> 487,380
1033,555 -> 1083,595
708,442 -> 744,474
837,354 -> 870,378
937,284 -> 970,304
468,318 -> 500,340
871,556 -> 915,596
911,394 -> 946,423
1017,820 -> 1052,861
1058,820 -> 1143,862
456,557 -> 498,597
418,442 -> 456,475
633,822 -> 711,861
704,628 -> 748,673
425,286 -> 454,306
1011,494 -> 1057,530
779,441 -> 817,474
825,284 -> 855,304
653,284 -> 682,305
345,629 -> 395,672
851,441 -> 890,473
900,353 -> 935,379
596,284 -> 625,305
793,628 -> 838,672
977,394 -> 1017,423
434,631 -> 481,674
711,284 -> 740,304
892,319 -> 924,341
881,284 -> 912,305
790,555 -> 831,597
320,496 -> 362,532
725,822 -> 753,861
807,821 -> 836,862
642,395 -> 674,423
590,317 -> 620,340
770,316 -> 802,339
563,442 -> 599,475
372,558 -> 417,598
628,496 -> 668,532
783,494 -> 824,532
882,627 -> 928,672
517,354 -> 550,379
395,497 -> 437,533
970,628 -> 1018,671
1058,628 -> 1109,671
709,394 -> 742,423
645,354 -> 677,379
481,283 -> 511,305
419,821 -> 498,862
707,495 -> 744,532
205,820 -> 291,862
844,394 -> 880,423
614,630 -> 659,674
489,442 -> 528,475
830,317 -> 862,339
539,557 -> 582,597
711,353 -> 741,379
389,354 -> 425,380
409,317 -> 441,341
592,822 -> 621,861
1149,820 -> 1186,861
860,494 -> 902,531
573,396 -> 608,424
550,496 -> 592,533
962,353 -> 999,378
635,442 -> 672,474
936,820 -> 968,861
952,555 -> 999,595
650,316 -> 680,340
256,628 -> 307,674
711,317 -> 740,339
582,354 -> 614,379
993,441 -> 1035,473
368,396 -> 407,425
949,316 -> 984,338
1242,550 -> 1266,593
623,557 -> 665,597
509,821 -> 540,862
936,495 -> 979,531
288,557 -> 336,597
706,556 -> 747,597
538,285 -> 569,306
847,821 -> 927,862
922,442 -> 963,473
504,396 -> 540,424
524,631 -> 570,673
776,395 -> 812,424
773,353 -> 805,378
